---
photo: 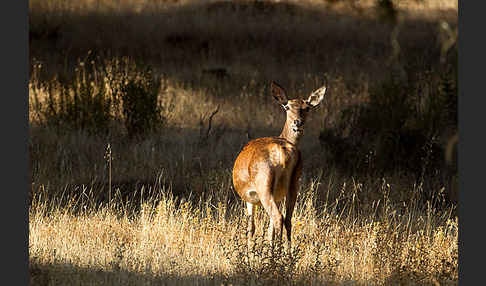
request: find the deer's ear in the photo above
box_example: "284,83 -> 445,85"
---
306,85 -> 326,107
271,82 -> 288,106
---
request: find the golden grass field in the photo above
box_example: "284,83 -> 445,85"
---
30,180 -> 458,285
29,0 -> 458,285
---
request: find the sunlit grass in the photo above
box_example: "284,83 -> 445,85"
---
29,179 -> 458,285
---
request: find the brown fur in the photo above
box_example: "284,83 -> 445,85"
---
232,82 -> 326,248
233,137 -> 301,205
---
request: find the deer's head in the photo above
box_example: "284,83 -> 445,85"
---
271,82 -> 327,142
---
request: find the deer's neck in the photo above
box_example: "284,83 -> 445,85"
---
279,119 -> 301,146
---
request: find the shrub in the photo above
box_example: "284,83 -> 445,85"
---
121,68 -> 163,138
40,73 -> 112,133
30,57 -> 165,137
319,70 -> 452,178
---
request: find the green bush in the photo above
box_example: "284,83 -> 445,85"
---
120,68 -> 162,137
31,58 -> 164,137
319,68 -> 455,178
42,75 -> 111,133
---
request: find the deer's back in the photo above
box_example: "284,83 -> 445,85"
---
233,137 -> 300,204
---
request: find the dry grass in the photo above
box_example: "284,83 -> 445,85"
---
28,0 -> 458,12
29,0 -> 458,285
29,0 -> 457,83
30,180 -> 457,285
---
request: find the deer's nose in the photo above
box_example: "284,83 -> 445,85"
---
294,119 -> 302,127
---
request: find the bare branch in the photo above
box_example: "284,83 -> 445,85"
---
205,105 -> 220,139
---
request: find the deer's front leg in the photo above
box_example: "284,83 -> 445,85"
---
285,154 -> 302,251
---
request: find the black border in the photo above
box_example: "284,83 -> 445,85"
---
1,0 -> 29,284
458,0 -> 482,284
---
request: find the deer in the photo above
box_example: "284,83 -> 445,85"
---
232,82 -> 327,250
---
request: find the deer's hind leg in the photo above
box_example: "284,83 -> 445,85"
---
246,202 -> 256,237
255,169 -> 283,244
246,202 -> 256,250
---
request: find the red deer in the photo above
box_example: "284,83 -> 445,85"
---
232,82 -> 326,249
